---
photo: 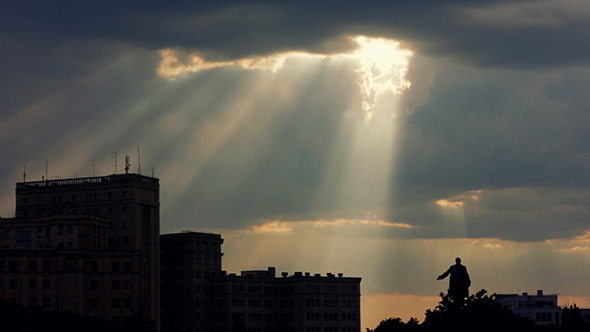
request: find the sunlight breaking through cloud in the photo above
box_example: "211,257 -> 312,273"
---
346,36 -> 412,125
157,36 -> 412,124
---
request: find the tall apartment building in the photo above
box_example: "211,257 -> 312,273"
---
0,174 -> 160,328
160,231 -> 361,332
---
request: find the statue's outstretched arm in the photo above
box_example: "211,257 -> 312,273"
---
437,268 -> 450,280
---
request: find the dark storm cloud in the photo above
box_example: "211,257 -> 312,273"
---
3,1 -> 590,243
398,63 -> 590,189
2,1 -> 589,68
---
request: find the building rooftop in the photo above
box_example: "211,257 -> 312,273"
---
16,173 -> 158,190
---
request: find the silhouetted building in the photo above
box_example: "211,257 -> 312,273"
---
1,174 -> 361,332
160,231 -> 224,332
160,231 -> 361,332
0,174 -> 160,329
496,290 -> 562,326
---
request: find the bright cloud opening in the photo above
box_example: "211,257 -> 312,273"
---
157,35 -> 412,124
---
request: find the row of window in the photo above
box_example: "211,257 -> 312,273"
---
0,259 -> 52,272
90,279 -> 133,291
0,278 -> 51,290
0,259 -> 133,273
306,328 -> 356,332
20,190 -> 130,206
161,241 -> 222,253
90,297 -> 133,310
305,313 -> 357,321
304,284 -> 358,294
91,260 -> 133,272
0,278 -> 137,292
225,284 -> 296,294
4,297 -> 52,308
20,204 -> 132,219
306,298 -> 358,308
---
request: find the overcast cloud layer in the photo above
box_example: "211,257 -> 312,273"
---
2,1 -> 590,325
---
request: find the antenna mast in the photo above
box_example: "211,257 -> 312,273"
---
112,151 -> 118,174
23,164 -> 26,183
137,146 -> 141,175
125,155 -> 130,174
45,159 -> 48,181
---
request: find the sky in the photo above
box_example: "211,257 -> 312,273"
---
2,0 -> 590,329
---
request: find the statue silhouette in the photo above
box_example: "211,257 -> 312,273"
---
437,257 -> 471,303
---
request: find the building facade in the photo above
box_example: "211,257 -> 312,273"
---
495,290 -> 563,326
160,231 -> 224,332
160,231 -> 362,332
0,174 -> 160,328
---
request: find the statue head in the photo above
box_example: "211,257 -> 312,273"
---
455,257 -> 461,264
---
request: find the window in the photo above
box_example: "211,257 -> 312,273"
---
91,261 -> 99,271
112,261 -> 119,271
42,260 -> 50,270
42,279 -> 50,289
29,279 -> 37,289
90,298 -> 99,309
15,231 -> 32,248
123,280 -> 131,290
112,299 -> 120,308
29,260 -> 37,271
112,280 -> 120,290
9,260 -> 18,272
71,193 -> 78,202
42,298 -> 51,308
9,279 -> 17,289
91,280 -> 99,290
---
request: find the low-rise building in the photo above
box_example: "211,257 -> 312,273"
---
495,290 -> 562,326
160,231 -> 361,332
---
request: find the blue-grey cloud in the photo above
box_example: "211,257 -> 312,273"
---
2,1 -> 589,68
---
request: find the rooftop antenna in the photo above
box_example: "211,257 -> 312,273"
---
112,151 -> 118,174
45,159 -> 48,181
125,155 -> 130,174
92,159 -> 97,177
152,167 -> 155,178
137,146 -> 141,175
23,164 -> 26,183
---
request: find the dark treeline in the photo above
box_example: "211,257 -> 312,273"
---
368,290 -> 590,332
0,300 -> 155,332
